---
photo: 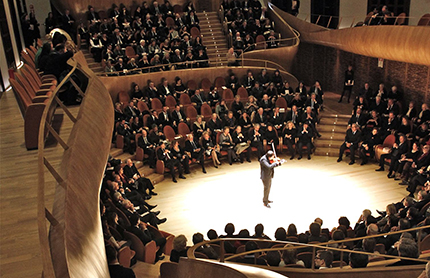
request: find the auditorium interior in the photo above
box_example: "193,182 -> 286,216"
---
1,0 -> 430,277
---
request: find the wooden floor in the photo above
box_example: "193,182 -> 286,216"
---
0,89 -> 408,278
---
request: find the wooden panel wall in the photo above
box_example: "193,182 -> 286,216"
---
100,66 -> 299,103
293,42 -> 430,106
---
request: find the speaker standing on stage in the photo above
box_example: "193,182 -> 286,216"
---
260,150 -> 282,208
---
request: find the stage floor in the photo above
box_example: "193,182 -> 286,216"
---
152,156 -> 408,241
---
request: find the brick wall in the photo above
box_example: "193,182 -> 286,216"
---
292,42 -> 430,107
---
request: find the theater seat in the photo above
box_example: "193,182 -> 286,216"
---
123,231 -> 159,264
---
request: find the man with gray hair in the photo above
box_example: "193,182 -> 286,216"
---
387,238 -> 424,267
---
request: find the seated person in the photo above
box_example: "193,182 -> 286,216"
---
232,125 -> 251,163
349,249 -> 368,268
264,124 -> 279,149
337,123 -> 362,165
283,121 -> 297,160
137,129 -> 157,168
192,232 -> 218,259
314,250 -> 333,269
127,214 -> 166,262
376,134 -> 409,176
248,124 -> 265,158
156,141 -> 185,183
123,158 -> 157,196
279,244 -> 305,267
236,241 -> 266,265
185,133 -> 206,173
170,234 -> 188,263
296,122 -> 313,160
219,127 -> 239,165
106,245 -> 136,278
170,140 -> 190,175
359,128 -> 381,165
201,131 -> 221,168
117,119 -> 135,154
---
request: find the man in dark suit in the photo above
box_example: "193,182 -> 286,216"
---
61,9 -> 75,36
117,120 -> 135,154
158,106 -> 172,127
249,124 -> 265,158
260,150 -> 282,208
337,123 -> 362,165
376,134 -> 409,174
191,89 -> 206,114
348,108 -> 367,130
137,129 -> 157,168
123,159 -> 157,196
359,83 -> 373,103
126,214 -> 166,261
381,112 -> 399,139
297,122 -> 313,160
158,78 -> 175,99
236,241 -> 267,265
156,141 -> 185,183
147,110 -> 161,129
106,245 -> 136,278
184,134 -> 206,173
171,105 -> 187,128
286,105 -> 301,126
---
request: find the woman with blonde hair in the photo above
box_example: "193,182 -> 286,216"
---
201,131 -> 221,168
170,234 -> 189,263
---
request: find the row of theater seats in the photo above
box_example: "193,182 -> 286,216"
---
10,46 -> 59,150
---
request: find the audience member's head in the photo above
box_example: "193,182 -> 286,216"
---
309,222 -> 321,237
266,251 -> 281,266
363,238 -> 376,253
254,223 -> 265,237
173,234 -> 188,252
349,248 -> 368,268
397,238 -> 419,259
225,223 -> 235,235
275,227 -> 287,241
207,229 -> 218,240
192,232 -> 205,245
287,224 -> 297,237
338,217 -> 350,228
315,250 -> 333,269
106,245 -> 118,264
282,244 -> 298,265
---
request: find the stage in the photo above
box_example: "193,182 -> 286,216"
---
152,156 -> 408,241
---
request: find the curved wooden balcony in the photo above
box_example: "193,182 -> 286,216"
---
268,2 -> 430,66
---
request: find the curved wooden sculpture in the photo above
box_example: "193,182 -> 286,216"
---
268,2 -> 430,66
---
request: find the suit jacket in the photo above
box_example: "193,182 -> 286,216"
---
260,154 -> 278,180
184,140 -> 202,153
147,115 -> 161,128
344,129 -> 362,145
123,164 -> 140,179
156,147 -> 172,162
191,93 -> 206,105
382,117 -> 399,132
158,84 -> 174,98
253,113 -> 267,125
286,110 -> 301,125
158,111 -> 172,126
172,110 -> 186,124
348,113 -> 367,127
138,135 -> 154,149
297,126 -> 313,144
127,225 -> 153,245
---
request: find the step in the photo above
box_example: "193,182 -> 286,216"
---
314,139 -> 344,148
147,173 -> 164,185
313,146 -> 339,157
110,148 -> 123,157
140,166 -> 155,177
317,124 -> 347,133
321,113 -> 351,119
319,118 -> 349,126
317,132 -> 345,141
116,152 -> 135,162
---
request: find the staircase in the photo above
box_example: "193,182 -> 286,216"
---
313,114 -> 350,157
197,11 -> 229,66
110,146 -> 165,184
79,39 -> 104,74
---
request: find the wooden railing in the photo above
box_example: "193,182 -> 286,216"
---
188,225 -> 430,274
37,52 -> 114,278
97,58 -> 291,77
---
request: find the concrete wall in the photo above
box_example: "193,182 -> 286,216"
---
409,0 -> 430,25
